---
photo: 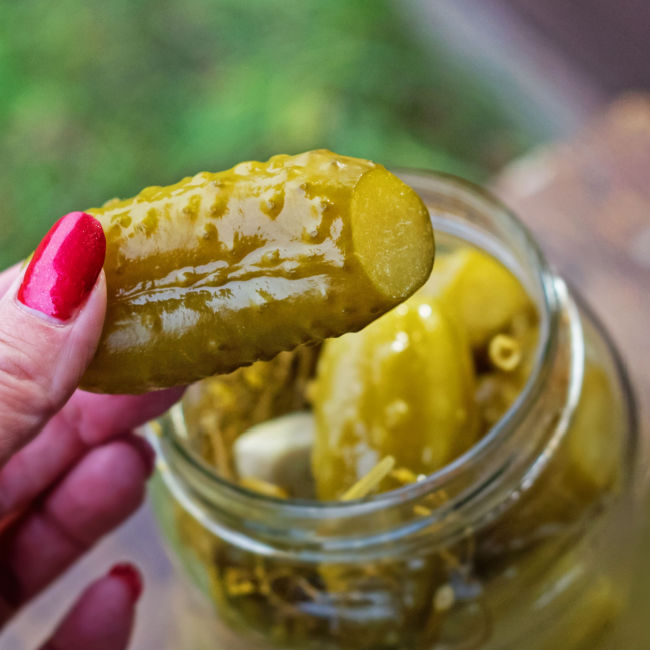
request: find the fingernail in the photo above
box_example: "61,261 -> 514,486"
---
109,563 -> 143,602
18,212 -> 106,321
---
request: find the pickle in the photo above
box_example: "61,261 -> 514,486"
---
477,359 -> 622,558
563,360 -> 621,500
421,248 -> 532,349
484,539 -> 623,650
312,297 -> 480,500
80,150 -> 434,393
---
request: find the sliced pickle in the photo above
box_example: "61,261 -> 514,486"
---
82,150 -> 435,393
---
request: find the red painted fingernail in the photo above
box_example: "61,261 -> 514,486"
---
18,211 -> 106,321
109,563 -> 143,602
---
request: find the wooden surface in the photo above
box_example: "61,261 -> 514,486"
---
4,95 -> 650,649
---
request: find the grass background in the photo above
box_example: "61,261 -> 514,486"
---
0,0 -> 540,267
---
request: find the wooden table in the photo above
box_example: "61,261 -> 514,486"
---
4,96 -> 650,649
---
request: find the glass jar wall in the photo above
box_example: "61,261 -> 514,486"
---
147,171 -> 639,650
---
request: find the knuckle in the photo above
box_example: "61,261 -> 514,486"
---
0,327 -> 58,428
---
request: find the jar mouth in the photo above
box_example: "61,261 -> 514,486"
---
155,170 -> 564,521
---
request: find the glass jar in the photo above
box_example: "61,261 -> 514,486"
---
146,170 -> 640,650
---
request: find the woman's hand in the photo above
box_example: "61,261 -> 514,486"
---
0,212 -> 183,649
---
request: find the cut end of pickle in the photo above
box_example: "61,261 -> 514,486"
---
351,168 -> 434,301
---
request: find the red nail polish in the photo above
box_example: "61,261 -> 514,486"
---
109,563 -> 143,602
17,211 -> 106,321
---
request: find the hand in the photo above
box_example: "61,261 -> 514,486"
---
0,212 -> 183,649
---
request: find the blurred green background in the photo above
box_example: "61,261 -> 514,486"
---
0,0 -> 541,268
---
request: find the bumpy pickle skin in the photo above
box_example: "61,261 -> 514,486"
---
80,150 -> 434,393
312,297 -> 480,500
420,248 -> 532,349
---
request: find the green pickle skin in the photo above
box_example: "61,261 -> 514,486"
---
312,295 -> 480,500
81,150 -> 434,393
421,248 -> 532,348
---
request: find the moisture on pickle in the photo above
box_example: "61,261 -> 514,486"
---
312,296 -> 480,500
80,150 -> 435,393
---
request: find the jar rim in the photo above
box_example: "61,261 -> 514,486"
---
154,169 -> 571,524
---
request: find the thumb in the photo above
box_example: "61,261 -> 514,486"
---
0,211 -> 106,465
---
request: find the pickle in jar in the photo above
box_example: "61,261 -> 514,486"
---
80,150 -> 435,393
477,357 -> 622,560
312,296 -> 480,500
421,248 -> 533,349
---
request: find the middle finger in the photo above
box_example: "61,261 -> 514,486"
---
0,387 -> 183,518
0,434 -> 151,619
